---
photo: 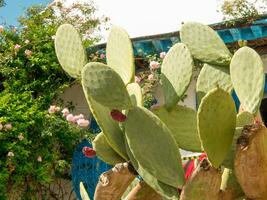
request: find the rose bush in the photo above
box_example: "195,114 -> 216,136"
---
0,1 -> 107,198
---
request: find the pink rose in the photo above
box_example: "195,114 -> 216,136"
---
135,76 -> 141,84
14,44 -> 21,50
149,61 -> 160,70
61,108 -> 70,117
160,52 -> 166,59
100,53 -> 105,59
0,25 -> 4,33
5,123 -> 12,130
25,50 -> 32,57
77,119 -> 90,127
48,105 -> 60,113
148,74 -> 154,80
73,114 -> 85,122
66,114 -> 75,123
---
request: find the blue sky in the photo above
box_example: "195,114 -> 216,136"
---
0,0 -> 51,26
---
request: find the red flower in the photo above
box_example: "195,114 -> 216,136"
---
82,146 -> 96,158
110,109 -> 126,122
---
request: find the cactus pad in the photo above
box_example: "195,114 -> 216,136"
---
80,182 -> 90,200
126,83 -> 143,107
230,47 -> 264,115
55,24 -> 87,78
153,105 -> 202,152
125,143 -> 179,200
92,132 -> 126,165
82,62 -> 132,110
125,106 -> 184,188
106,26 -> 135,84
222,128 -> 242,169
180,22 -> 232,66
161,43 -> 194,109
236,111 -> 254,127
196,63 -> 233,105
82,90 -> 128,161
197,88 -> 236,168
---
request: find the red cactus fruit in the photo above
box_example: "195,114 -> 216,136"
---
110,109 -> 126,122
82,146 -> 96,158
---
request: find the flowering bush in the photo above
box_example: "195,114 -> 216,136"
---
0,2 -> 107,199
135,53 -> 164,108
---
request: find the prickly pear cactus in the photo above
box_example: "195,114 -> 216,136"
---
125,142 -> 179,200
106,26 -> 135,84
125,106 -> 185,188
180,159 -> 222,200
230,47 -> 264,115
235,124 -> 267,199
236,111 -> 254,127
196,63 -> 233,105
82,62 -> 132,110
55,24 -> 87,78
126,83 -> 143,107
222,128 -> 243,169
220,168 -> 244,199
197,87 -> 236,168
92,132 -> 125,165
54,21 -> 267,200
153,105 -> 202,152
180,22 -> 232,66
161,43 -> 194,110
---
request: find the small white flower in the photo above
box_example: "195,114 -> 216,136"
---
7,151 -> 14,157
37,156 -> 42,162
18,133 -> 24,141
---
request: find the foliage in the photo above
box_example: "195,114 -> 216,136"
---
0,2 -> 107,199
0,0 -> 5,7
219,0 -> 266,21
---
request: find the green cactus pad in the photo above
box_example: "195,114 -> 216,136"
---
80,182 -> 90,200
196,63 -> 233,105
153,105 -> 202,152
222,128 -> 242,169
126,83 -> 143,107
125,143 -> 179,200
82,62 -> 132,110
230,47 -> 264,115
236,111 -> 254,127
106,26 -> 135,84
180,22 -> 232,66
55,24 -> 87,78
161,43 -> 194,109
197,88 -> 236,168
125,106 -> 185,188
82,87 -> 129,160
92,132 -> 126,165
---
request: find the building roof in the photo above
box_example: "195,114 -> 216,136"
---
90,14 -> 267,56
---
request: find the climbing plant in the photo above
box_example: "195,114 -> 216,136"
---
0,2 -> 107,199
